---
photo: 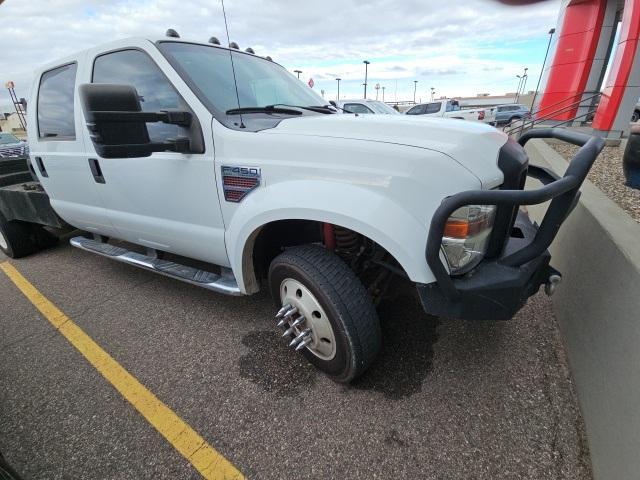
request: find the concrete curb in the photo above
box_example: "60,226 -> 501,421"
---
525,139 -> 640,480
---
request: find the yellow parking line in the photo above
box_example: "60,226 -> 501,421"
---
0,262 -> 244,480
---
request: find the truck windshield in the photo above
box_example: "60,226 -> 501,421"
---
159,42 -> 325,119
0,133 -> 20,144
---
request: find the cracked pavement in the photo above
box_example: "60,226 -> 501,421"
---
0,240 -> 592,479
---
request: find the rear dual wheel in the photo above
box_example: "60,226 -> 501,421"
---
269,245 -> 381,383
0,220 -> 57,259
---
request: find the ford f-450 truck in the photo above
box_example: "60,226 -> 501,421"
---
0,35 -> 603,382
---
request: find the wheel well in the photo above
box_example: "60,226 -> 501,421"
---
251,220 -> 322,282
243,220 -> 407,296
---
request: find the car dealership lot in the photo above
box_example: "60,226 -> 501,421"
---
1,239 -> 591,479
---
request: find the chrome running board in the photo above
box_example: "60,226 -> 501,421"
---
70,236 -> 242,296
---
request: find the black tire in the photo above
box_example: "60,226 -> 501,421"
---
632,110 -> 640,123
0,221 -> 57,259
268,245 -> 381,383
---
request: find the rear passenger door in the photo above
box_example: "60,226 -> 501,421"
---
28,60 -> 117,236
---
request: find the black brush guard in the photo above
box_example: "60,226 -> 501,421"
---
417,128 -> 605,320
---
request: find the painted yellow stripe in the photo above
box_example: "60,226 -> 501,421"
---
0,262 -> 243,480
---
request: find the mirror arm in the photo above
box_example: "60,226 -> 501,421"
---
91,110 -> 192,126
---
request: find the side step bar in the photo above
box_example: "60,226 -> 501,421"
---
70,236 -> 242,296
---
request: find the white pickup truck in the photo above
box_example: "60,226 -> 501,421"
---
405,99 -> 492,123
3,34 -> 603,382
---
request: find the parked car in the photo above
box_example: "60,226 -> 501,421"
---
335,99 -> 400,115
5,35 -> 604,383
405,99 -> 488,122
0,133 -> 28,159
494,104 -> 531,125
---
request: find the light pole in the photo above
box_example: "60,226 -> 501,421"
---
430,87 -> 435,101
514,75 -> 523,103
515,67 -> 528,103
294,69 -> 302,79
530,28 -> 555,114
413,80 -> 418,104
382,86 -> 386,102
363,60 -> 370,98
335,78 -> 341,100
521,68 -> 529,97
375,83 -> 380,100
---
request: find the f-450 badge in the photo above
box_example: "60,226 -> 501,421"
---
221,166 -> 261,203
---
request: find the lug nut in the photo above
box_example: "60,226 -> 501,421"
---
289,329 -> 311,348
275,303 -> 292,318
291,316 -> 305,328
295,336 -> 313,351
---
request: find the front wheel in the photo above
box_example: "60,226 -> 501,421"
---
632,110 -> 640,122
269,245 -> 381,383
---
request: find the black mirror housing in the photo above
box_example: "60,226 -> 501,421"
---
79,83 -> 194,159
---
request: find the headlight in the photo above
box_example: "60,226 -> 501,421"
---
441,204 -> 496,275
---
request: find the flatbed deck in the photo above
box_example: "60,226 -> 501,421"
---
0,157 -> 67,229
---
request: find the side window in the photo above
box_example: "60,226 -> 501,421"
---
344,103 -> 373,114
424,103 -> 442,114
406,105 -> 422,115
92,49 -> 182,143
445,101 -> 453,112
37,63 -> 77,140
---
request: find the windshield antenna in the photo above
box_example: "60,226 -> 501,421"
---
221,0 -> 245,128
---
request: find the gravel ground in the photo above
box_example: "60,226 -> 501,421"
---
550,143 -> 640,222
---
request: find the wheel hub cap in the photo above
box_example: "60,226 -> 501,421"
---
276,278 -> 336,361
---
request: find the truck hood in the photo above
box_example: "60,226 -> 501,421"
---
264,114 -> 508,188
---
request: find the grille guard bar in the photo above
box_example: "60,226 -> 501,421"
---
425,128 -> 605,301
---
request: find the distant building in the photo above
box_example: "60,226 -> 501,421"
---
0,112 -> 27,137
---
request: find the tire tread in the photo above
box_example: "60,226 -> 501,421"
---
270,245 -> 381,382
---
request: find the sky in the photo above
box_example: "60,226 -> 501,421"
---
0,0 -> 561,109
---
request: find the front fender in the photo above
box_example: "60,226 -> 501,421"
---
226,179 -> 434,294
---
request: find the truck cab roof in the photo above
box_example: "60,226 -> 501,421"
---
35,36 -> 282,74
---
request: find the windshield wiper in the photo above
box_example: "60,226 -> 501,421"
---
225,106 -> 303,115
267,104 -> 336,114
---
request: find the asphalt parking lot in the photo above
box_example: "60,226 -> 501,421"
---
1,238 -> 592,479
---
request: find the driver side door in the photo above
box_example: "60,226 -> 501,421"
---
82,45 -> 228,266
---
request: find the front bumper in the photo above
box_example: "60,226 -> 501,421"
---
418,210 -> 558,320
418,127 -> 605,321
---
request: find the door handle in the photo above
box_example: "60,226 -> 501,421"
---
34,156 -> 48,178
88,158 -> 105,183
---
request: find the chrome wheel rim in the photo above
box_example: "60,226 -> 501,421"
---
0,230 -> 7,250
278,278 -> 336,361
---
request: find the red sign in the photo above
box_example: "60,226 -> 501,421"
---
308,78 -> 314,88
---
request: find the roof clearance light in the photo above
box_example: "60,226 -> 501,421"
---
208,36 -> 221,45
166,29 -> 180,38
229,42 -> 239,49
245,47 -> 255,54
